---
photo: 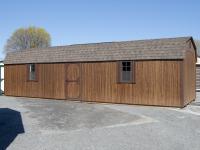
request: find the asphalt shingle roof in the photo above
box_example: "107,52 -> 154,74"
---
4,37 -> 195,64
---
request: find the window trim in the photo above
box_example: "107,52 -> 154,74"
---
27,64 -> 38,82
117,60 -> 135,84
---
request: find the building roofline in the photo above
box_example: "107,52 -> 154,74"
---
16,36 -> 192,52
4,36 -> 194,64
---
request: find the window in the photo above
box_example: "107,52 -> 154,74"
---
28,64 -> 37,81
118,61 -> 134,83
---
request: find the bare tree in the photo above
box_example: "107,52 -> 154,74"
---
4,27 -> 51,53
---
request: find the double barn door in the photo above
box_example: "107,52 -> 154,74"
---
65,63 -> 80,100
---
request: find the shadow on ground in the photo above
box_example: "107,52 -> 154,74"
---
0,108 -> 24,150
191,101 -> 200,106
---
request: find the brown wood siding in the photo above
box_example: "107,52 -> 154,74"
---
5,60 -> 183,107
5,64 -> 65,99
196,65 -> 200,90
80,60 -> 182,107
182,49 -> 196,106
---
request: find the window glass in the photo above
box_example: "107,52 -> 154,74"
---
29,64 -> 36,81
120,61 -> 133,82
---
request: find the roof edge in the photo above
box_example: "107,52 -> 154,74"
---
4,58 -> 185,65
189,37 -> 197,50
10,36 -> 193,52
187,37 -> 197,61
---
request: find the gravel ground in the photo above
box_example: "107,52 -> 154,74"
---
0,94 -> 200,150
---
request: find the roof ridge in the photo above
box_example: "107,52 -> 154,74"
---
15,36 -> 192,52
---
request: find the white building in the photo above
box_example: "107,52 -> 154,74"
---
197,57 -> 200,65
0,61 -> 4,93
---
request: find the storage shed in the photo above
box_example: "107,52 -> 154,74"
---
4,37 -> 197,107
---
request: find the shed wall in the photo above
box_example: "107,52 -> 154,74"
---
81,60 -> 182,106
4,64 -> 65,99
5,60 -> 183,107
182,49 -> 196,106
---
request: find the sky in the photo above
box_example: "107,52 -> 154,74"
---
0,0 -> 200,60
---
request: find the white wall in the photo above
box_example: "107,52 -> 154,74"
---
197,57 -> 200,65
0,62 -> 4,92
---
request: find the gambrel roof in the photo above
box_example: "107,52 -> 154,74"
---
4,36 -> 196,64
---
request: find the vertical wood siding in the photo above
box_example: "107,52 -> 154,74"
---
182,49 -> 196,106
81,60 -> 182,107
5,64 -> 65,99
4,60 -> 188,107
